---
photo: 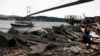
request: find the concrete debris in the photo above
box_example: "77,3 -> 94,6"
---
0,25 -> 100,56
70,46 -> 82,53
29,43 -> 48,54
0,31 -> 16,47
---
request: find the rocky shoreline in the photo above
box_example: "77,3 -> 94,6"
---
0,25 -> 100,56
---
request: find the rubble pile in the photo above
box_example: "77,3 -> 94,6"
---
0,25 -> 100,56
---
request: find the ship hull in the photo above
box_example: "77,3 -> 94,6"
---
11,21 -> 34,27
11,23 -> 33,27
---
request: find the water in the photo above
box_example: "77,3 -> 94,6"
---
0,20 -> 15,32
0,20 -> 69,33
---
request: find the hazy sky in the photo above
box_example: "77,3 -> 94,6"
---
0,0 -> 99,17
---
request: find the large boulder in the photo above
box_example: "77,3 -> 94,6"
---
0,31 -> 16,47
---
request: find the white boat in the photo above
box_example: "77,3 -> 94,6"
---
11,21 -> 33,27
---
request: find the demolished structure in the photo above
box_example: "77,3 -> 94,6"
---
0,24 -> 100,56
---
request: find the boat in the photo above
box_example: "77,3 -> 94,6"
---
10,21 -> 34,33
11,21 -> 33,27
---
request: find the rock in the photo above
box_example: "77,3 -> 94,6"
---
0,31 -> 16,47
43,51 -> 53,56
93,38 -> 100,43
8,27 -> 19,34
70,46 -> 82,53
91,45 -> 99,50
29,43 -> 48,54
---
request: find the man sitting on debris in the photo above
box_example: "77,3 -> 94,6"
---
83,24 -> 93,46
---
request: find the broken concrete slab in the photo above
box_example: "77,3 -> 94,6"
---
0,31 -> 16,47
29,43 -> 48,54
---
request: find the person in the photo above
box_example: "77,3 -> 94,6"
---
83,24 -> 93,45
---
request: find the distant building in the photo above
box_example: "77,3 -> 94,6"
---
95,16 -> 100,27
95,16 -> 100,24
83,17 -> 95,25
8,17 -> 15,20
